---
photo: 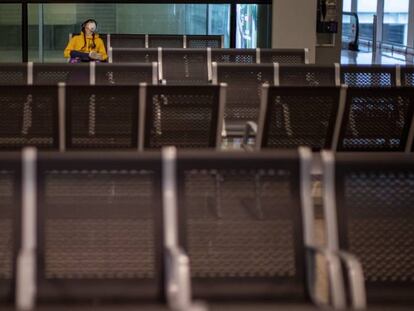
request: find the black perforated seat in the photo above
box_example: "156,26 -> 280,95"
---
340,65 -> 396,87
110,48 -> 159,63
260,49 -> 308,64
211,49 -> 257,64
336,87 -> 414,152
95,63 -> 157,85
254,86 -> 340,151
148,35 -> 184,48
172,150 -> 344,309
324,153 -> 414,308
0,85 -> 59,150
161,49 -> 210,84
65,85 -> 139,150
278,64 -> 337,86
0,63 -> 27,85
213,63 -> 274,136
399,65 -> 414,87
33,152 -> 164,305
0,153 -> 20,305
109,34 -> 146,48
33,63 -> 90,85
186,35 -> 223,48
142,85 -> 224,149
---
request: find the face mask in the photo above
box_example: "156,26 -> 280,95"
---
87,22 -> 96,32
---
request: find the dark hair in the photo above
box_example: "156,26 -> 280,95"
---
80,19 -> 97,50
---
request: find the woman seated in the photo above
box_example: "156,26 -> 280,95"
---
64,19 -> 107,63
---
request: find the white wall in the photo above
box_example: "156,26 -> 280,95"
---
272,0 -> 317,63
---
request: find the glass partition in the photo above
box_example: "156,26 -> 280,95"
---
357,0 -> 377,40
28,3 -> 231,62
236,4 -> 271,48
0,4 -> 22,62
382,0 -> 409,45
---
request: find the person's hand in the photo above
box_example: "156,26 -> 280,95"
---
89,51 -> 102,60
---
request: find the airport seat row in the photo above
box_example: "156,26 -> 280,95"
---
0,84 -> 414,153
108,47 -> 310,66
70,33 -> 224,49
0,148 -> 413,310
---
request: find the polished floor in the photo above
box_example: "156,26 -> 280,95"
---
341,48 -> 414,65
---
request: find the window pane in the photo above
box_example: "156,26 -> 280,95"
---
383,0 -> 409,45
357,0 -> 377,40
0,4 -> 22,62
236,4 -> 271,48
28,3 -> 230,62
343,0 -> 351,12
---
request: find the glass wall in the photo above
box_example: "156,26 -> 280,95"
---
382,0 -> 409,45
0,4 -> 22,62
357,0 -> 377,40
28,3 -> 231,62
236,4 -> 271,48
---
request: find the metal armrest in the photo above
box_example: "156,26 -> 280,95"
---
166,246 -> 192,310
242,121 -> 258,151
336,250 -> 366,310
306,245 -> 346,310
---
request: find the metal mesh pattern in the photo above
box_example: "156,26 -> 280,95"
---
33,64 -> 90,85
67,86 -> 139,149
212,49 -> 257,64
340,66 -> 396,87
148,35 -> 184,48
279,65 -> 336,86
145,86 -> 219,148
0,86 -> 58,150
112,48 -> 158,63
42,169 -> 156,279
217,64 -> 273,124
186,36 -> 222,48
338,88 -> 413,151
264,87 -> 339,150
162,49 -> 209,84
109,34 -> 146,48
182,168 -> 297,278
0,64 -> 27,85
401,66 -> 414,87
0,171 -> 14,280
260,49 -> 306,64
95,63 -> 154,85
341,168 -> 414,284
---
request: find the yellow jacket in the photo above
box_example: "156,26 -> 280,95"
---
64,32 -> 108,61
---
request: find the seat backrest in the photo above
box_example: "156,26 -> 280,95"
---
278,64 -> 337,86
110,48 -> 159,63
186,35 -> 223,48
260,49 -> 308,64
161,49 -> 209,84
211,48 -> 257,64
65,85 -> 139,150
214,63 -> 274,127
0,85 -> 59,150
336,87 -> 414,151
148,35 -> 184,48
0,63 -> 27,85
34,152 -> 163,303
109,34 -> 146,48
95,63 -> 157,85
0,153 -> 21,303
340,65 -> 396,87
33,63 -> 90,85
331,153 -> 414,304
175,150 -> 308,301
399,65 -> 414,87
258,86 -> 341,151
142,85 -> 224,149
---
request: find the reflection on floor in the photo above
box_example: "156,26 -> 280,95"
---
341,49 -> 414,65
